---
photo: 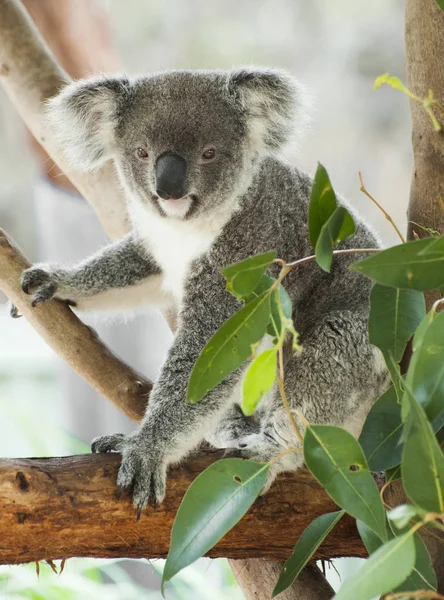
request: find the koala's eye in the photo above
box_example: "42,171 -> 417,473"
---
136,148 -> 149,160
200,147 -> 216,162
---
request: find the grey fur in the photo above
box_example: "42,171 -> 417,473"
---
22,68 -> 388,511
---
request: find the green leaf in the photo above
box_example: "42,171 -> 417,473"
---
383,350 -> 404,402
162,459 -> 270,588
245,274 -> 293,338
373,73 -> 411,96
352,237 -> 444,291
187,291 -> 271,403
392,532 -> 437,594
386,465 -> 401,483
272,511 -> 345,597
241,348 -> 277,416
315,206 -> 355,272
387,519 -> 437,594
402,390 -> 444,513
436,0 -> 444,12
308,163 -> 338,248
405,311 -> 444,422
304,425 -> 387,541
368,284 -> 425,362
223,251 -> 277,299
332,533 -> 415,600
356,520 -> 383,555
359,386 -> 403,471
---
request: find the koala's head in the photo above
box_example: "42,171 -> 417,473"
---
47,68 -> 308,221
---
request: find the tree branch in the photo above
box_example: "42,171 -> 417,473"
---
0,453 -> 368,565
0,0 -> 128,240
0,229 -> 150,422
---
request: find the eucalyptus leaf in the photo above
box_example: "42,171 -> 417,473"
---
393,532 -> 437,594
244,274 -> 292,337
315,206 -> 355,273
241,348 -> 278,416
272,510 -> 345,597
402,390 -> 444,513
352,237 -> 444,291
405,311 -> 444,422
388,521 -> 437,594
385,465 -> 401,483
223,250 -> 277,299
436,0 -> 444,12
187,291 -> 271,403
308,163 -> 338,248
359,386 -> 403,472
368,284 -> 425,362
356,520 -> 383,555
332,534 -> 415,600
162,459 -> 270,589
383,350 -> 403,402
304,425 -> 387,541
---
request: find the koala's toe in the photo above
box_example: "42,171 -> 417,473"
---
21,268 -> 50,295
31,281 -> 58,307
91,433 -> 126,454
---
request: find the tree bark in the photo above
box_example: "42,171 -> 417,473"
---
229,561 -> 334,600
406,0 -> 444,243
0,0 -> 129,240
0,453 -> 368,566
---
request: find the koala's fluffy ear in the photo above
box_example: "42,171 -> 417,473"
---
227,68 -> 310,155
45,76 -> 133,171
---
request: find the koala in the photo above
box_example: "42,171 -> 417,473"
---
21,68 -> 388,513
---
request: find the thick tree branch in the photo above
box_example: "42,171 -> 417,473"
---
0,229 -> 150,422
0,0 -> 128,240
0,453 -> 368,565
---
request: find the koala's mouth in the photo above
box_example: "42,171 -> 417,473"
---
156,194 -> 196,219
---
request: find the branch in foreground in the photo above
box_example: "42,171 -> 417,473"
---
0,0 -> 128,240
0,229 -> 150,422
0,453 -> 368,565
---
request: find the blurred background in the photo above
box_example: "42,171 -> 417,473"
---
0,0 -> 408,598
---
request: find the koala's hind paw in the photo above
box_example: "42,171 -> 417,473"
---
91,432 -> 167,516
21,266 -> 58,307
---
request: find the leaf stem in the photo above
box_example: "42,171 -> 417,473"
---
277,344 -> 304,444
359,172 -> 406,243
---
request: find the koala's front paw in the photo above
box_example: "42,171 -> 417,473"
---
91,432 -> 167,518
21,266 -> 59,307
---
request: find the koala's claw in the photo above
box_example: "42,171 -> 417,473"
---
9,302 -> 21,319
21,267 -> 59,306
91,432 -> 167,514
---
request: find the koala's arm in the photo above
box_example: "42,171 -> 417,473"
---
21,233 -> 172,312
91,260 -> 242,508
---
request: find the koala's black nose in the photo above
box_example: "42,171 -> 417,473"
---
155,152 -> 187,200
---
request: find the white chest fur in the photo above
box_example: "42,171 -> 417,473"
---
130,201 -> 218,301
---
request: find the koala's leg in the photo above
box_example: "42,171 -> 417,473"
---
236,311 -> 389,491
21,233 -> 173,312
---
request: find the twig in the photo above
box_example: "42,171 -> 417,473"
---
277,345 -> 304,444
283,248 -> 380,270
359,173 -> 406,243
